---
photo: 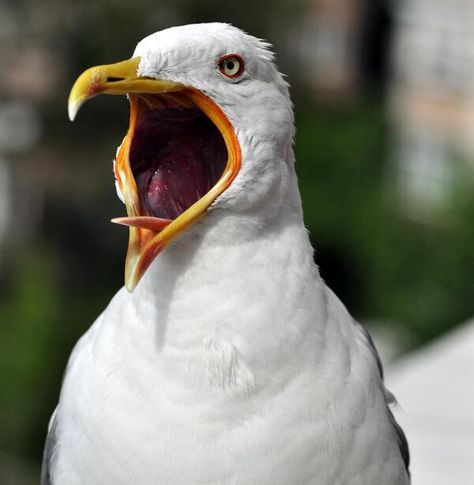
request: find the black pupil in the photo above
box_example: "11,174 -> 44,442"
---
226,61 -> 235,71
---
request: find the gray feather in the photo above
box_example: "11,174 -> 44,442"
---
41,409 -> 58,485
354,320 -> 410,475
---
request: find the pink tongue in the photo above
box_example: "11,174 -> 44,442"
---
146,141 -> 209,219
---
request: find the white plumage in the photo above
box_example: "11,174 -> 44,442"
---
43,23 -> 409,484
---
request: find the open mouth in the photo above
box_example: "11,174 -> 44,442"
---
68,57 -> 242,289
130,94 -> 228,221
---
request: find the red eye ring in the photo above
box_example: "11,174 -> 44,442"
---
217,54 -> 245,79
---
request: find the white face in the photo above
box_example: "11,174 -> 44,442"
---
133,23 -> 295,214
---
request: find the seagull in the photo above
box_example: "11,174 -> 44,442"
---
42,23 -> 410,485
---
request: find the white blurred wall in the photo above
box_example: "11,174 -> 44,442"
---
387,320 -> 474,484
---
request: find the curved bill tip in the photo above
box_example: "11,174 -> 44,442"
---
125,277 -> 137,293
67,58 -> 143,123
68,69 -> 96,122
67,64 -> 105,122
124,255 -> 142,293
68,98 -> 81,122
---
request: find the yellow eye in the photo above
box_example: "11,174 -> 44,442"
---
218,54 -> 244,79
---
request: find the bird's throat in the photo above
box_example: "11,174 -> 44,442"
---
130,94 -> 227,220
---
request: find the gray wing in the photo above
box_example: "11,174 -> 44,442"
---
41,409 -> 58,485
354,321 -> 411,475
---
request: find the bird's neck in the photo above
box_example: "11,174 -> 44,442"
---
126,163 -> 326,385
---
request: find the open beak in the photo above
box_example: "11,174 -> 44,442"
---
69,57 -> 241,291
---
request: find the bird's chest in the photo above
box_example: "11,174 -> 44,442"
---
53,282 -> 405,485
59,362 -> 320,485
55,325 -> 395,485
56,308 -> 319,484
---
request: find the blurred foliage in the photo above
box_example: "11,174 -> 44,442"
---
0,249 -> 61,460
294,95 -> 474,346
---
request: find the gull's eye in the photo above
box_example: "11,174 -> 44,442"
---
218,54 -> 244,79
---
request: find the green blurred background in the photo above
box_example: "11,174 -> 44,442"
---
1,0 -> 473,482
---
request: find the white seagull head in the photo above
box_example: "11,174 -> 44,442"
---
69,23 -> 296,290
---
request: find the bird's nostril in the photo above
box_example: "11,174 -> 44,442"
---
107,76 -> 124,82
